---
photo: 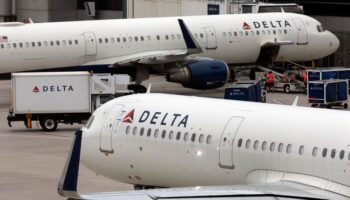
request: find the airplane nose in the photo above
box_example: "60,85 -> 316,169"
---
330,33 -> 340,52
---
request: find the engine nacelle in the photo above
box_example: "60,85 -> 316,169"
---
166,60 -> 229,90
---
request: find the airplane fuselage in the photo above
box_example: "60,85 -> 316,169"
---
81,94 -> 350,198
0,13 -> 339,74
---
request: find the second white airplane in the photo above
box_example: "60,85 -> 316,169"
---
0,13 -> 339,91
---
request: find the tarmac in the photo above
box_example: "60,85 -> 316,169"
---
0,76 -> 343,199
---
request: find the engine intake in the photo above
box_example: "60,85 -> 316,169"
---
167,60 -> 229,90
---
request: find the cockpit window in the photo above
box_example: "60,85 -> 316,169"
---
86,115 -> 95,129
317,24 -> 327,32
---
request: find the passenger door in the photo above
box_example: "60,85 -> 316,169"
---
219,116 -> 244,169
83,32 -> 97,56
293,18 -> 308,45
204,26 -> 217,49
100,104 -> 124,153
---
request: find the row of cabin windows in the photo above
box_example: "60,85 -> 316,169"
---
98,34 -> 182,44
125,125 -> 212,145
223,29 -> 288,37
0,40 -> 79,49
238,138 -> 350,161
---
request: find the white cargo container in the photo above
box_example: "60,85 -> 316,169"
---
8,72 -> 133,131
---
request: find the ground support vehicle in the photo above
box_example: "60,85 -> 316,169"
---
225,81 -> 266,102
308,79 -> 348,109
7,72 -> 133,131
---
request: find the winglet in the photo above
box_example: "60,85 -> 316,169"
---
292,96 -> 299,107
178,19 -> 202,53
146,84 -> 152,94
58,129 -> 83,199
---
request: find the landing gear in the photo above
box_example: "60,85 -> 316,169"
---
128,84 -> 147,93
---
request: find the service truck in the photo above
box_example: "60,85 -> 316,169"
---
7,72 -> 132,131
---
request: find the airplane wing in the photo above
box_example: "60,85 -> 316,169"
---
82,19 -> 203,67
57,130 -> 333,200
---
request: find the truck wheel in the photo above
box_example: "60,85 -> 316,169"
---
40,116 -> 58,132
284,85 -> 291,93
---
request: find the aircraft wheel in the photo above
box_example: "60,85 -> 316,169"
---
40,116 -> 58,132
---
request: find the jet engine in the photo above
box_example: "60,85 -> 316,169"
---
166,60 -> 230,90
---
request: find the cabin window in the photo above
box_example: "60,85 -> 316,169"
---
278,29 -> 282,34
331,149 -> 336,159
256,31 -> 260,35
284,29 -> 288,34
348,152 -> 350,161
68,40 -> 72,45
245,31 -> 249,36
171,34 -> 175,40
154,129 -> 159,138
262,141 -> 267,151
123,37 -> 126,42
156,35 -> 160,40
234,32 -> 237,37
6,43 -> 10,48
299,145 -> 304,155
125,126 -> 130,134
278,143 -> 283,152
222,32 -> 226,37
322,148 -> 328,157
117,37 -> 121,42
50,41 -> 54,46
99,38 -> 102,43
176,131 -> 181,140
228,32 -> 232,37
161,130 -> 167,139
239,31 -> 243,36
0,44 -> 3,49
56,41 -> 60,46
206,135 -> 212,144
312,147 -> 318,157
141,36 -> 144,41
339,150 -> 345,160
191,133 -> 196,142
184,132 -> 189,141
270,142 -> 275,152
105,38 -> 108,43
267,30 -> 271,35
62,40 -> 67,46
286,144 -> 292,153
200,33 -> 204,38
43,41 -> 48,46
177,34 -> 181,39
25,42 -> 29,47
31,42 -> 35,47
273,30 -> 276,35
262,30 -> 266,35
134,36 -> 138,42
199,134 -> 204,143
19,43 -> 23,48
165,35 -> 169,40
111,38 -> 115,43
246,139 -> 251,149
147,128 -> 152,137
147,36 -> 151,41
13,43 -> 16,48
75,40 -> 79,45
133,127 -> 137,135
139,127 -> 144,136
250,31 -> 254,36
253,140 -> 259,150
237,138 -> 243,147
169,131 -> 174,140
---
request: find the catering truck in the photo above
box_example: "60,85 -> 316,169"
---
7,72 -> 132,131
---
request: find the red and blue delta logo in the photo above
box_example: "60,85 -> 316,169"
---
33,86 -> 40,93
122,109 -> 134,123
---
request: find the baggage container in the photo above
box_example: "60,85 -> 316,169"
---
308,79 -> 348,109
225,82 -> 266,102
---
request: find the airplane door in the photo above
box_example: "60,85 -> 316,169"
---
204,26 -> 217,49
293,18 -> 308,45
219,116 -> 244,169
100,104 -> 124,153
83,32 -> 97,56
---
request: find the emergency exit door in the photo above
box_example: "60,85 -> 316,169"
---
204,26 -> 217,49
100,104 -> 124,153
83,32 -> 97,56
219,116 -> 244,169
293,18 -> 308,45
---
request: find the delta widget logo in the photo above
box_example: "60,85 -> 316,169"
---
122,109 -> 134,123
33,86 -> 40,93
243,22 -> 251,30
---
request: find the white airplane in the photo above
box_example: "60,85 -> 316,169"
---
0,13 -> 339,91
58,93 -> 350,200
